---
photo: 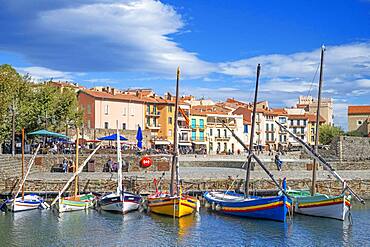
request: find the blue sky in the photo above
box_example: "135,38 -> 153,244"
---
0,0 -> 369,129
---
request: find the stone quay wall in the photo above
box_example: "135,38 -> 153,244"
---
319,136 -> 370,162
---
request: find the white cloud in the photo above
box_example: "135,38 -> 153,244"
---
28,0 -> 214,76
16,66 -> 73,81
357,78 -> 370,88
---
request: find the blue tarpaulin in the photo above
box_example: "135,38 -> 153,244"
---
98,133 -> 128,141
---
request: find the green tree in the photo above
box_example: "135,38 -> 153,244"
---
319,124 -> 344,145
0,64 -> 83,152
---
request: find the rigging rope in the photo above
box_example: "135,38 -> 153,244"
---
306,63 -> 320,98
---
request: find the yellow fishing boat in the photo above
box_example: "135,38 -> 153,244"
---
148,194 -> 198,218
147,67 -> 199,218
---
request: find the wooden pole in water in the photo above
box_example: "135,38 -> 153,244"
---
244,64 -> 261,198
21,128 -> 25,201
74,126 -> 79,198
311,45 -> 325,196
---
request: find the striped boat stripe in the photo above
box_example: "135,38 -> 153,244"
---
149,201 -> 196,209
222,201 -> 290,213
298,198 -> 351,209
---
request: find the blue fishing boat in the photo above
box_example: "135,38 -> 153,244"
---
204,192 -> 291,222
204,64 -> 292,222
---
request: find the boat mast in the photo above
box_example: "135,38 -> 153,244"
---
21,128 -> 25,201
74,126 -> 79,198
311,45 -> 325,196
116,121 -> 123,196
170,67 -> 181,197
244,64 -> 261,198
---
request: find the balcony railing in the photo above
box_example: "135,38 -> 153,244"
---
146,124 -> 161,130
214,136 -> 230,141
147,112 -> 160,117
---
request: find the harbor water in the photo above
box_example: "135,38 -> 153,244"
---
0,202 -> 369,246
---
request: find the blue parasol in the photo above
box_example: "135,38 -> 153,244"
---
98,133 -> 128,141
136,125 -> 143,149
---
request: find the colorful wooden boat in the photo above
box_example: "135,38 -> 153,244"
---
147,67 -> 199,218
5,194 -> 44,212
287,189 -> 351,221
57,193 -> 95,213
99,192 -> 141,214
204,191 -> 291,222
148,193 -> 198,218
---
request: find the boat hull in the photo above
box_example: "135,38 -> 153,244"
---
148,194 -> 198,218
6,194 -> 43,212
57,194 -> 95,213
99,192 -> 141,214
204,191 -> 291,222
288,191 -> 351,221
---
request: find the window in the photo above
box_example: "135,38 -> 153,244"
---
153,105 -> 157,114
303,120 -> 307,126
311,136 -> 315,142
168,117 -> 173,124
199,131 -> 204,141
104,122 -> 109,129
87,104 -> 91,114
224,129 -> 227,138
224,142 -> 227,152
153,118 -> 157,126
283,135 -> 287,142
191,130 -> 196,140
191,119 -> 196,128
209,142 -> 213,151
147,117 -> 150,126
199,119 -> 204,128
168,106 -> 173,112
271,124 -> 274,131
271,133 -> 274,141
217,142 -> 221,152
147,104 -> 151,114
122,123 -> 126,130
130,108 -> 134,116
210,129 -> 213,136
217,129 -> 221,138
297,120 -> 300,126
123,107 -> 127,116
358,120 -> 363,125
244,125 -> 248,133
104,105 -> 109,115
266,123 -> 269,131
279,117 -> 286,124
266,133 -> 269,141
293,127 -> 297,134
168,129 -> 172,137
87,120 -> 91,129
290,120 -> 294,126
231,143 -> 234,153
301,127 -> 304,133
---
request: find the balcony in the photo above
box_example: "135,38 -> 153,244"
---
215,136 -> 230,142
146,112 -> 160,117
146,124 -> 161,130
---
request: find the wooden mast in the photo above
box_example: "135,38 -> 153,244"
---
311,45 -> 325,196
21,128 -> 25,201
170,66 -> 181,197
244,64 -> 261,198
74,126 -> 79,198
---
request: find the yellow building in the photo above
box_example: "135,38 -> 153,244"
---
306,114 -> 325,146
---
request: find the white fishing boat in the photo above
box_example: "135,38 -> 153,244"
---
97,125 -> 141,214
275,46 -> 364,220
2,129 -> 46,212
